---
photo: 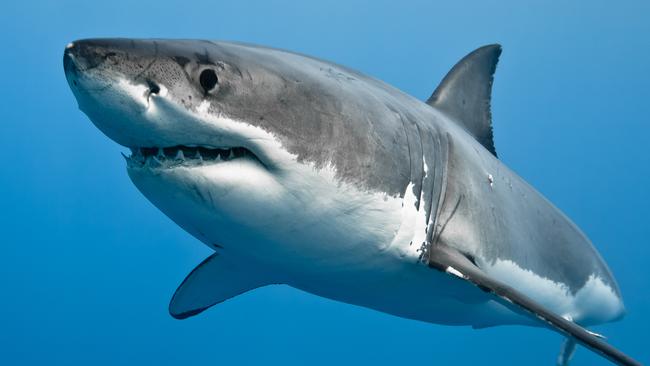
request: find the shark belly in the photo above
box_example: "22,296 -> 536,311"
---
284,250 -> 531,328
128,153 -> 527,328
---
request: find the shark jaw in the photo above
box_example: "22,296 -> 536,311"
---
124,146 -> 261,170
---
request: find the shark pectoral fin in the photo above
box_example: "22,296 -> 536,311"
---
557,338 -> 577,366
169,253 -> 273,319
427,245 -> 640,366
427,44 -> 501,157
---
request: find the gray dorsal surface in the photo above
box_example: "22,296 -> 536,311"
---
427,44 -> 501,156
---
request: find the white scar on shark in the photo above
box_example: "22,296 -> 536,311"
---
483,259 -> 624,325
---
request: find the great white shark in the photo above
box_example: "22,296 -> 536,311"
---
63,39 -> 639,365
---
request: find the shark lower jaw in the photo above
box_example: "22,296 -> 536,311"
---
124,145 -> 265,170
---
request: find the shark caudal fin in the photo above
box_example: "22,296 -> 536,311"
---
427,44 -> 501,157
169,253 -> 275,319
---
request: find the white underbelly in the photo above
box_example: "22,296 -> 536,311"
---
261,244 -> 532,328
202,161 -> 532,328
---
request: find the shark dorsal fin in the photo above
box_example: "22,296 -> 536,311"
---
426,44 -> 501,157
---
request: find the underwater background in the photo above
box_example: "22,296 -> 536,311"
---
0,0 -> 648,364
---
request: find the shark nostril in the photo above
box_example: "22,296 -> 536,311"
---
146,80 -> 161,95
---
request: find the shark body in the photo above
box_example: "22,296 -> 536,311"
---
64,39 -> 637,365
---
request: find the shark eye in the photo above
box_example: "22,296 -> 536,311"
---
199,69 -> 219,92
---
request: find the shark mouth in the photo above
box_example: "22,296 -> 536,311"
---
125,145 -> 259,169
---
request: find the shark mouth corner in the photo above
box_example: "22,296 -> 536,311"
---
124,145 -> 260,169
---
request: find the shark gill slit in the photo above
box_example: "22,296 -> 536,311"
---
432,132 -> 452,246
413,119 -> 425,211
398,112 -> 415,206
424,127 -> 451,261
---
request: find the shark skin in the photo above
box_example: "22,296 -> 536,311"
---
63,39 -> 639,365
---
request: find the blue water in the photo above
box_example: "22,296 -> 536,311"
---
1,1 -> 648,365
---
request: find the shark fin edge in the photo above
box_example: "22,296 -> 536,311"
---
169,252 -> 273,319
427,44 -> 501,157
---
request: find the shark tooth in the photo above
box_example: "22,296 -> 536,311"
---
146,156 -> 163,168
133,148 -> 144,163
175,150 -> 185,161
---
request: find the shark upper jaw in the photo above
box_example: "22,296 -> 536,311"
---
124,145 -> 260,170
64,48 -> 276,174
112,94 -> 275,173
79,87 -> 273,173
69,73 -> 272,172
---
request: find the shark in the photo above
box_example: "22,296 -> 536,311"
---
63,39 -> 639,365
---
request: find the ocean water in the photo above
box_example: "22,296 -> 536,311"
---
1,1 -> 648,365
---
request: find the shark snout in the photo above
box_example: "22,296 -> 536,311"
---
63,39 -> 170,148
64,40 -> 116,94
62,43 -> 77,76
63,38 -> 165,91
63,40 -> 99,74
63,39 -> 122,80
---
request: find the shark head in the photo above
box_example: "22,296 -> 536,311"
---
63,39 -> 300,167
64,38 -> 416,266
